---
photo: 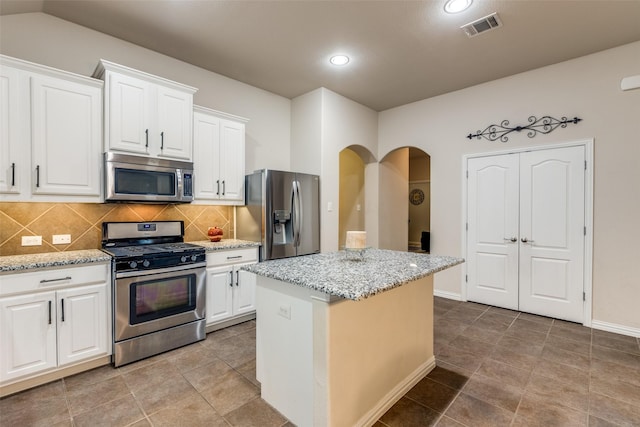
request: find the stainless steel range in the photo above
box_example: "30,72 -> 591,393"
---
102,221 -> 206,367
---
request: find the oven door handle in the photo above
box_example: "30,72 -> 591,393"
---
115,262 -> 207,279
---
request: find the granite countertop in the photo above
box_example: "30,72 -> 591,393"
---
0,249 -> 111,273
191,239 -> 261,251
242,249 -> 464,301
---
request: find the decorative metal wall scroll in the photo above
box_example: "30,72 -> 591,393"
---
467,116 -> 582,142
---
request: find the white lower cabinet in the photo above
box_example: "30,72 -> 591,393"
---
205,248 -> 258,327
0,263 -> 110,384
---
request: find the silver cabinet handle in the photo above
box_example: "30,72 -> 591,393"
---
236,270 -> 239,286
145,129 -> 149,148
11,162 -> 15,186
521,238 -> 535,243
160,131 -> 164,150
503,237 -> 517,242
61,299 -> 65,322
226,255 -> 242,260
229,270 -> 233,287
222,180 -> 225,196
216,180 -> 220,195
35,165 -> 40,188
48,301 -> 52,325
40,276 -> 72,284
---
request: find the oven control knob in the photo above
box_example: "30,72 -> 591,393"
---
191,255 -> 198,262
129,261 -> 137,269
181,256 -> 188,263
142,260 -> 150,268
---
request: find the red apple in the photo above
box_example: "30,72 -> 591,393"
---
207,227 -> 223,242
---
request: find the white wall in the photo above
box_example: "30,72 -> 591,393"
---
320,89 -> 378,252
379,41 -> 640,330
0,12 -> 291,172
291,88 -> 378,253
291,89 -> 323,175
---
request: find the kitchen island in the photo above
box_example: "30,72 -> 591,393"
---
242,249 -> 463,427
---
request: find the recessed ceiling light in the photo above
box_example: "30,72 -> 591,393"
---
444,0 -> 472,14
330,55 -> 350,66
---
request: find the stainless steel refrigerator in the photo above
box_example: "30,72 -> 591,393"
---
237,169 -> 320,261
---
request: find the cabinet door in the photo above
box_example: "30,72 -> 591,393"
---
206,265 -> 234,325
31,74 -> 102,197
219,119 -> 245,201
233,265 -> 256,316
0,65 -> 26,195
57,283 -> 109,366
0,292 -> 57,382
193,111 -> 221,200
106,72 -> 152,155
157,86 -> 193,160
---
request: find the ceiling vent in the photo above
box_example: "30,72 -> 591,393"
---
461,12 -> 502,38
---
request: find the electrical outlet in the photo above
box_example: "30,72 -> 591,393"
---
53,234 -> 71,244
21,236 -> 42,246
278,304 -> 291,320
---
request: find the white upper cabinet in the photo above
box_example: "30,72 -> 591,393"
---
193,106 -> 248,204
30,75 -> 102,197
0,63 -> 23,194
0,55 -> 103,202
95,60 -> 197,161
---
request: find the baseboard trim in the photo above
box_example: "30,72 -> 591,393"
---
591,320 -> 640,338
356,356 -> 437,427
433,289 -> 462,301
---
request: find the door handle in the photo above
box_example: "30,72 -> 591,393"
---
521,238 -> 535,243
145,129 -> 149,148
216,180 -> 220,196
160,131 -> 164,150
36,165 -> 40,188
61,299 -> 65,322
236,270 -> 239,286
11,162 -> 15,186
503,237 -> 517,243
222,180 -> 226,196
48,301 -> 52,325
229,270 -> 234,287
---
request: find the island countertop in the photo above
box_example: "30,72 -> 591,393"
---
242,248 -> 463,301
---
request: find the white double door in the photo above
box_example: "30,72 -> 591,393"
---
466,145 -> 586,322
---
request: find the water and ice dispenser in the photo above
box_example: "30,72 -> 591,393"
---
273,210 -> 293,245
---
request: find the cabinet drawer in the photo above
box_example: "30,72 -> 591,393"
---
206,248 -> 258,267
0,263 -> 109,297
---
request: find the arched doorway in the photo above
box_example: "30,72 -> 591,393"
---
338,145 -> 377,249
378,146 -> 430,252
408,148 -> 431,252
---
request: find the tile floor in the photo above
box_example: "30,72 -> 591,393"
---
2,297 -> 639,426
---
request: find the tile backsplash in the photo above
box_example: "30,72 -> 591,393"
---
0,202 -> 234,256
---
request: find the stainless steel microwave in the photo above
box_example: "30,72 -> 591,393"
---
104,152 -> 194,203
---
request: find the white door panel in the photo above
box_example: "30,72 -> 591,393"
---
466,154 -> 519,309
519,146 -> 584,322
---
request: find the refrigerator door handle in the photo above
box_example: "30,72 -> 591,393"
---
293,180 -> 302,247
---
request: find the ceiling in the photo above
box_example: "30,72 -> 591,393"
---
2,0 -> 640,111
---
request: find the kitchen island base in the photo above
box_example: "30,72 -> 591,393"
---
256,274 -> 434,427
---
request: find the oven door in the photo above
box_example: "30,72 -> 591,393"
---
114,263 -> 206,341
